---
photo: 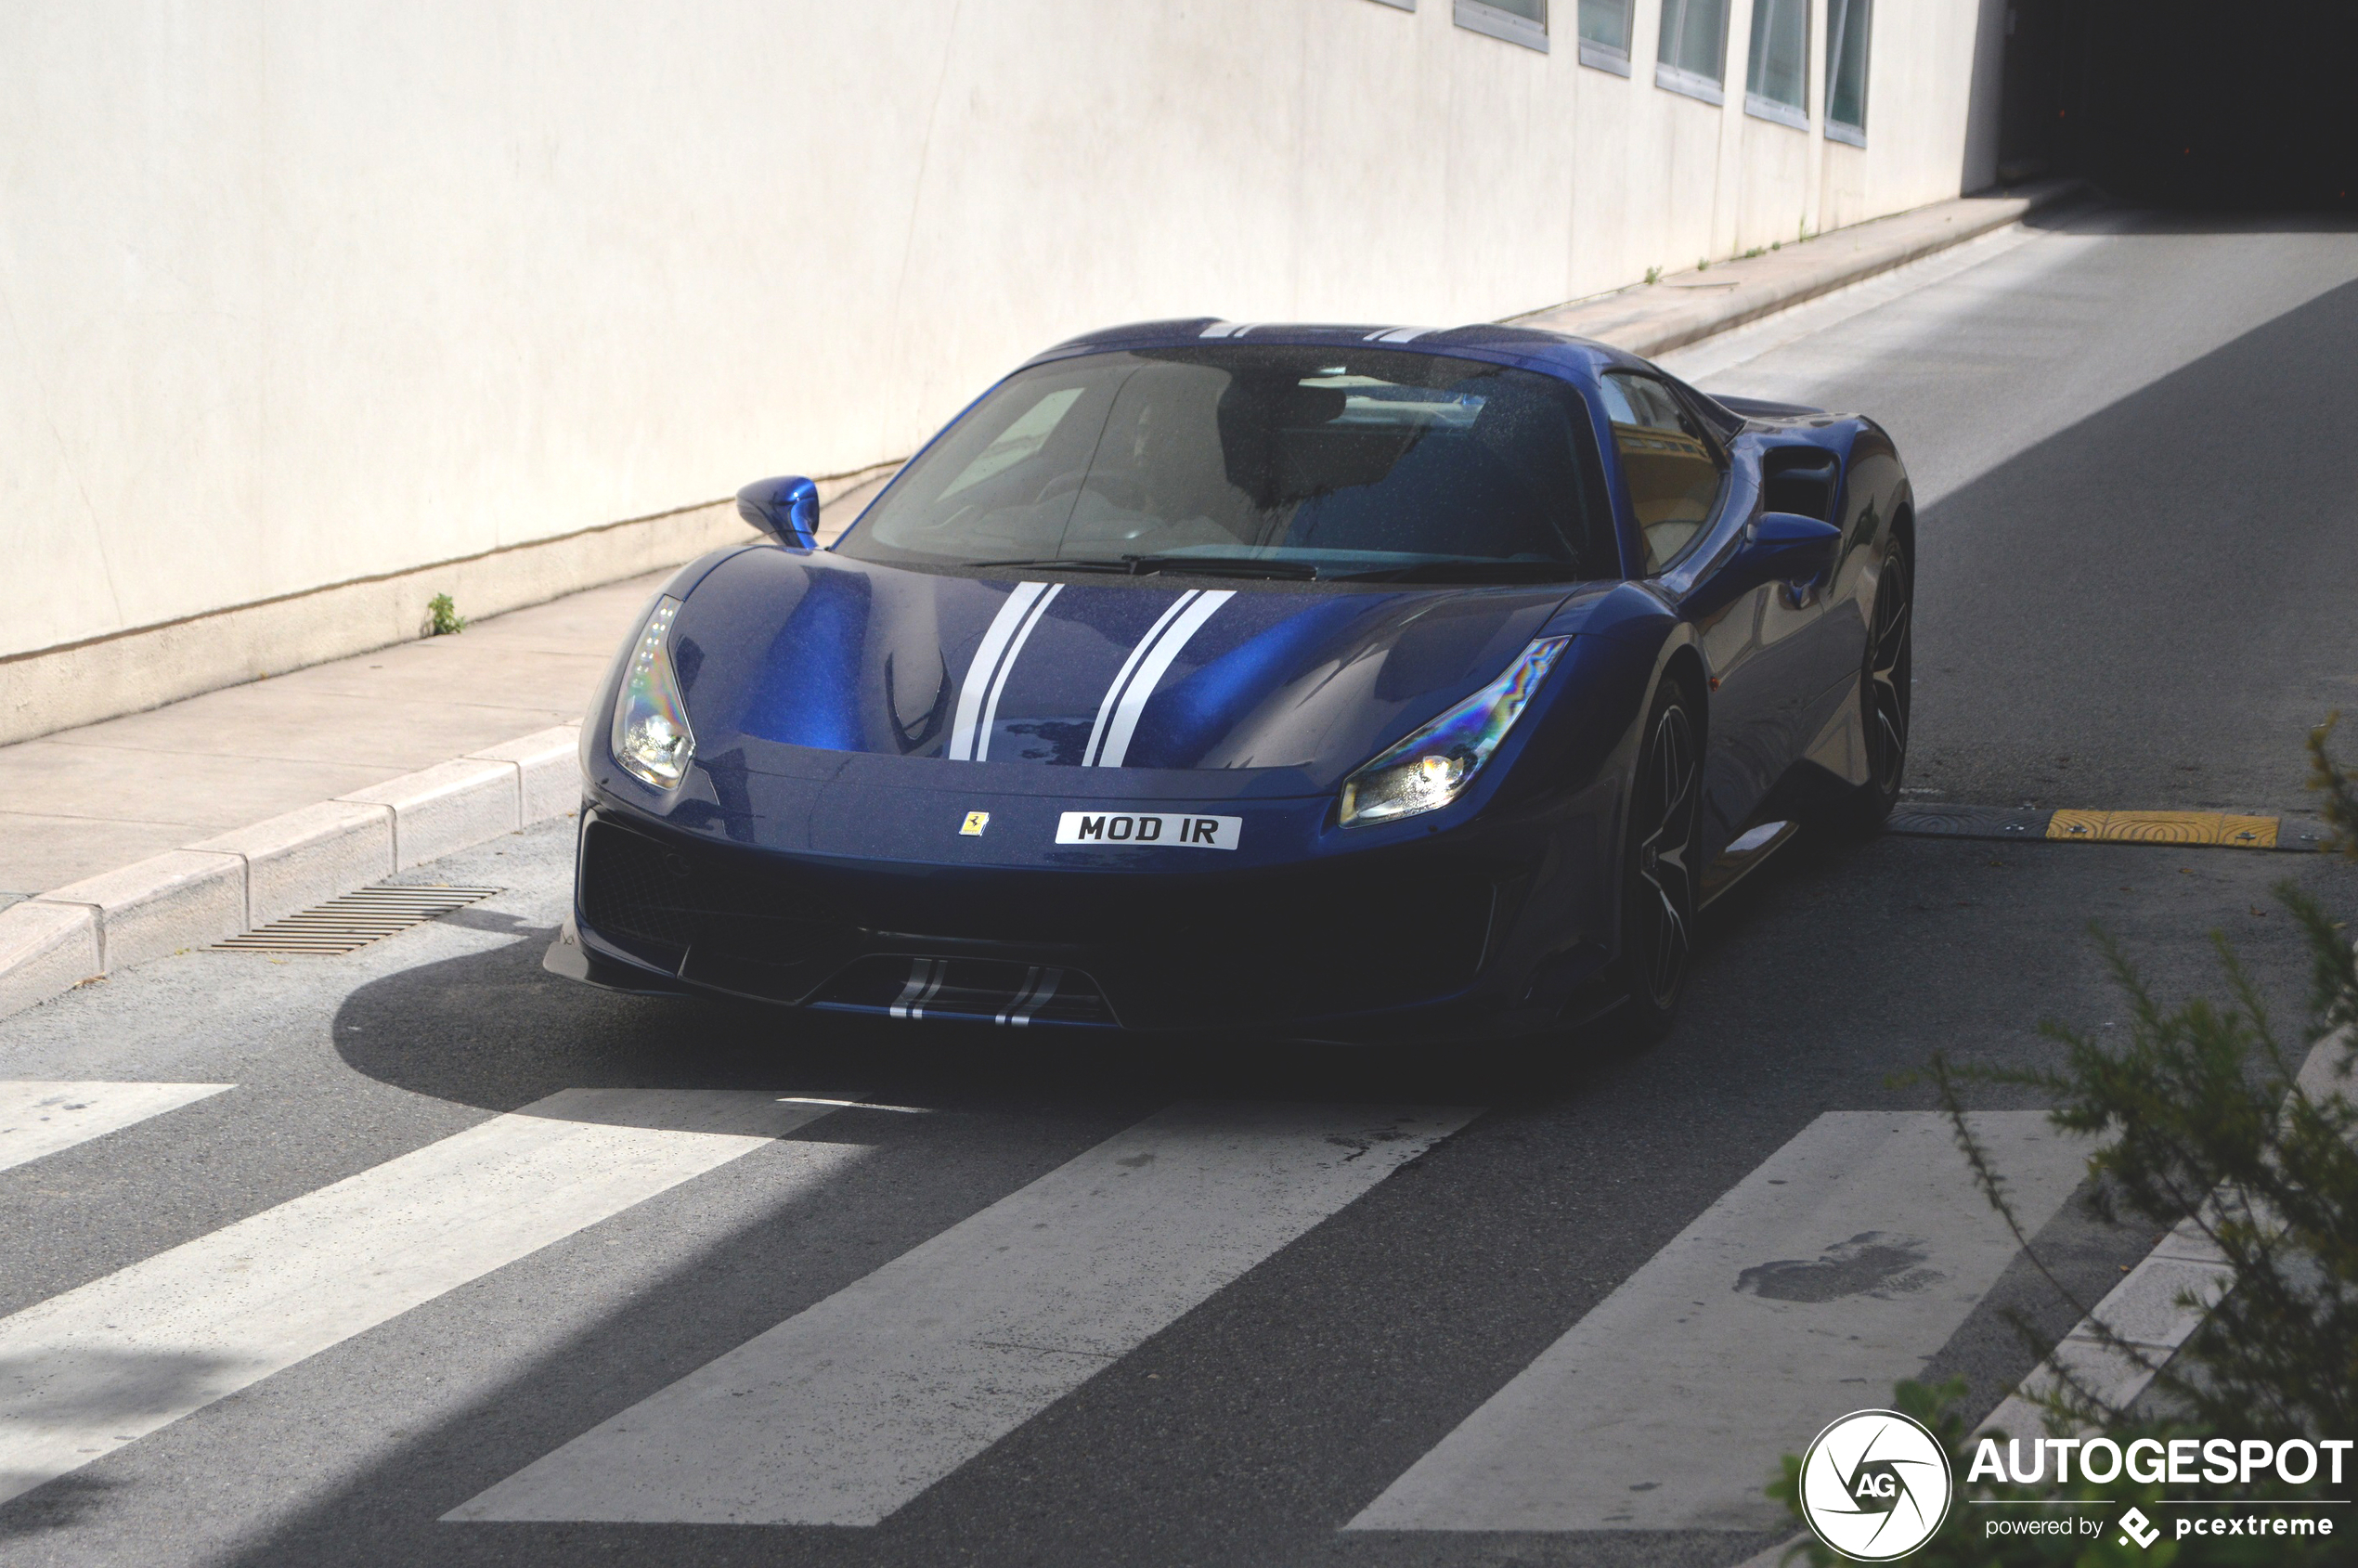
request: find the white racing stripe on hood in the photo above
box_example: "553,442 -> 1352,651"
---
1082,590 -> 1200,767
948,581 -> 1059,762
1088,589 -> 1234,769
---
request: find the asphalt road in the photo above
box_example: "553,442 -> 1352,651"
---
3,207 -> 2355,1568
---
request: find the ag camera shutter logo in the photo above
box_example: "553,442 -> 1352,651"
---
1798,1409 -> 1955,1561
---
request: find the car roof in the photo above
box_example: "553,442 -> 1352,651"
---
1019,317 -> 1639,382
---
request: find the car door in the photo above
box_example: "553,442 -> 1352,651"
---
1599,369 -> 1821,856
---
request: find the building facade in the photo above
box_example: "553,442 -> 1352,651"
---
1,0 -> 2003,740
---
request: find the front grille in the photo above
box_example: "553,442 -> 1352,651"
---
578,821 -> 697,959
815,956 -> 1117,1028
578,812 -> 1497,1025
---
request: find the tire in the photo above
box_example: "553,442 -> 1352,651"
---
1614,680 -> 1704,1043
1847,536 -> 1913,830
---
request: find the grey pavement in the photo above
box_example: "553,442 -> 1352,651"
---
0,210 -> 2354,1568
0,478 -> 887,908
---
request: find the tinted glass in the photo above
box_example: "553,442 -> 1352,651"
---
1483,0 -> 1548,23
1578,0 -> 1630,51
1827,0 -> 1871,131
1745,0 -> 1807,109
1658,0 -> 1730,83
1599,370 -> 1723,571
839,345 -> 1614,581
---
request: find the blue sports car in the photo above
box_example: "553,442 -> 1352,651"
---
547,319 -> 1912,1044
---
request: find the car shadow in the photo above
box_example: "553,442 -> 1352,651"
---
327,916 -> 1635,1125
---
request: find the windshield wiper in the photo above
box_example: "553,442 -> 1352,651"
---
965,553 -> 1319,580
1326,559 -> 1586,584
1123,553 -> 1318,579
965,556 -> 1134,574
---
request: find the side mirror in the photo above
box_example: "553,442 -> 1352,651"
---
737,475 -> 821,550
1727,511 -> 1841,591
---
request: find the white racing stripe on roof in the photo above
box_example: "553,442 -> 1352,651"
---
1091,589 -> 1232,769
1347,1111 -> 2089,1534
447,1100 -> 1478,1526
949,581 -> 1055,761
0,1081 -> 232,1175
0,1089 -> 843,1509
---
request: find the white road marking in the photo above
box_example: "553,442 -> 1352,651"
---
0,1088 -> 842,1507
450,1099 -> 1478,1526
1092,589 -> 1232,769
1348,1111 -> 2090,1534
0,1081 -> 233,1175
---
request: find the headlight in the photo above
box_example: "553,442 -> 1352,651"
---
612,595 -> 695,789
1339,636 -> 1570,826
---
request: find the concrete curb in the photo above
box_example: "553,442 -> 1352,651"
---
1519,177 -> 2090,358
0,723 -> 580,1017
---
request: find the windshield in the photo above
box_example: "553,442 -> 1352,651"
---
835,344 -> 1616,581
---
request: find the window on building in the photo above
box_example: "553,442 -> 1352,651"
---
1455,0 -> 1548,52
1599,371 -> 1726,572
1577,0 -> 1633,74
1825,0 -> 1871,145
1743,0 -> 1809,129
1655,0 -> 1730,106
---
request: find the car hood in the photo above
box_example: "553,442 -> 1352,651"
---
666,549 -> 1607,792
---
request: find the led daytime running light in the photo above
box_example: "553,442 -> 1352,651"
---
1340,636 -> 1570,825
612,596 -> 695,789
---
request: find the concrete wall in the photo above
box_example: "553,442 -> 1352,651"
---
2,0 -> 2001,719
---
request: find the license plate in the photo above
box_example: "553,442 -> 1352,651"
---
1054,810 -> 1240,850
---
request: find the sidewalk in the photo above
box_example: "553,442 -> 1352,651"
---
1519,175 -> 2084,356
0,576 -> 651,908
0,475 -> 890,911
0,182 -> 2083,1015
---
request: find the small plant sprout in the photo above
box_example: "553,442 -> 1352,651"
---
1697,258 -> 1710,271
1743,246 -> 1764,259
427,593 -> 468,636
1644,265 -> 1663,285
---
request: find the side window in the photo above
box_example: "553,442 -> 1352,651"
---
1599,370 -> 1726,572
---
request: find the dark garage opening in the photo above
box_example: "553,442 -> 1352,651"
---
1998,1 -> 2358,208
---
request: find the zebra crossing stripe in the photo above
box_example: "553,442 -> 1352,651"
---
0,1081 -> 233,1175
448,1099 -> 1478,1526
0,1088 -> 844,1508
1347,1112 -> 2090,1535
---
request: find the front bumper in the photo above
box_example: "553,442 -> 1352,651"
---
560,803 -> 1608,1041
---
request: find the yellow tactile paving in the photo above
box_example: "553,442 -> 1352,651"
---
2044,810 -> 2279,849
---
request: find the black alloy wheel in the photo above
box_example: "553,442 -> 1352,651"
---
1856,537 -> 1913,823
1618,684 -> 1702,1042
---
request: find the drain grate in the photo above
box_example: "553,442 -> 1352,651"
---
214,883 -> 503,954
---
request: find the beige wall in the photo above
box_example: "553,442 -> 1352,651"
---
2,0 -> 2001,670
